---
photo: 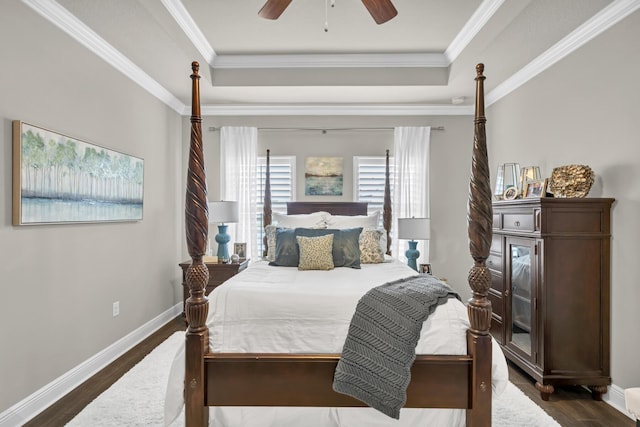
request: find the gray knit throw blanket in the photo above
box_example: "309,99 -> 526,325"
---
332,274 -> 460,419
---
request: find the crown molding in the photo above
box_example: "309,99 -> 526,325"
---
486,0 -> 640,106
23,0 -> 640,117
197,104 -> 473,116
213,53 -> 448,69
22,0 -> 185,114
161,0 -> 216,64
444,0 -> 505,64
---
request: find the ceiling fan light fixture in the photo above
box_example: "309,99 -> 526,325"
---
258,0 -> 397,25
258,0 -> 293,20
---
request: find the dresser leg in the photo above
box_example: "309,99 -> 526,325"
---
589,385 -> 608,401
535,382 -> 554,401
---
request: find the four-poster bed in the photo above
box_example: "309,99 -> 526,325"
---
180,62 -> 497,426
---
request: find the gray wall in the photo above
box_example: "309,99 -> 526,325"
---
2,0 -> 636,417
192,115 -> 477,297
487,10 -> 640,389
0,1 -> 183,412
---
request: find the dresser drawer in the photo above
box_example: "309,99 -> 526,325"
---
490,270 -> 504,292
210,269 -> 237,284
493,213 -> 502,230
487,252 -> 502,273
488,289 -> 503,319
502,213 -> 534,232
490,316 -> 504,345
490,234 -> 502,254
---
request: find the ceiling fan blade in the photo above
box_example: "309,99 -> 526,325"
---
361,0 -> 397,24
258,0 -> 293,20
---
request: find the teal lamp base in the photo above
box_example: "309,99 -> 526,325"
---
405,240 -> 420,272
215,224 -> 231,262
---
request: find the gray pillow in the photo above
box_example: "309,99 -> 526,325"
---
296,227 -> 363,269
269,228 -> 299,267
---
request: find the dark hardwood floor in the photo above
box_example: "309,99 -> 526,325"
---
24,317 -> 186,427
25,317 -> 634,426
508,362 -> 633,427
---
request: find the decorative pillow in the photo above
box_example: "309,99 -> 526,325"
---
270,228 -> 299,267
324,211 -> 380,230
296,234 -> 335,271
273,211 -> 328,229
296,227 -> 362,269
264,224 -> 278,261
359,229 -> 385,264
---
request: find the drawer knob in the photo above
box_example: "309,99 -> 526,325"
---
514,221 -> 520,227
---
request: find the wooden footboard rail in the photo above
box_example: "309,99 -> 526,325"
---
205,354 -> 474,408
183,63 -> 493,427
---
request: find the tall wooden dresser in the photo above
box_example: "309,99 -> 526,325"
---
489,198 -> 614,400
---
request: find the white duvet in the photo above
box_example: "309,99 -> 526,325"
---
165,259 -> 508,427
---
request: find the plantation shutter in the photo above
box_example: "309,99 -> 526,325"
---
354,156 -> 394,226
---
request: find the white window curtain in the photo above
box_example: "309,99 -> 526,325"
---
220,126 -> 258,259
392,127 -> 431,264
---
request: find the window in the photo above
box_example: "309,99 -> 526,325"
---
256,156 -> 296,255
353,156 -> 394,226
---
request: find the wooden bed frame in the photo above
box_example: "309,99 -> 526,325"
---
183,62 -> 493,426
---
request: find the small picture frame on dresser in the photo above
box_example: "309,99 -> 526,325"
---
233,242 -> 246,259
503,186 -> 519,200
525,179 -> 548,198
420,263 -> 432,274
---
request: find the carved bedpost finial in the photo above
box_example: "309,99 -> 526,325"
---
467,63 -> 492,336
186,61 -> 209,331
383,149 -> 392,255
474,63 -> 486,126
263,149 -> 273,257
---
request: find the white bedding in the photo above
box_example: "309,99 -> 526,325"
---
165,259 -> 508,427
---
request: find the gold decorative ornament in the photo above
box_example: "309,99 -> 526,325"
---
548,164 -> 594,198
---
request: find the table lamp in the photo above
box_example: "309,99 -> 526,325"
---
397,217 -> 431,271
208,201 -> 239,263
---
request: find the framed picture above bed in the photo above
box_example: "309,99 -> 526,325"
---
12,121 -> 144,225
304,156 -> 343,196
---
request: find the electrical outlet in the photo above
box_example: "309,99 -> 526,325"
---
113,301 -> 120,317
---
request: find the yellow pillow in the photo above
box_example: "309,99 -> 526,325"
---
359,229 -> 385,264
296,234 -> 334,270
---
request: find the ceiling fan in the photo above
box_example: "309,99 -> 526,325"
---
258,0 -> 398,25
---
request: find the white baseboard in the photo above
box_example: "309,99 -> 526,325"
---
0,303 -> 182,427
605,383 -> 635,420
2,305 -> 634,425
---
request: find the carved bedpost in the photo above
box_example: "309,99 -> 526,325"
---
466,63 -> 493,427
263,149 -> 272,257
185,61 -> 210,427
383,149 -> 392,254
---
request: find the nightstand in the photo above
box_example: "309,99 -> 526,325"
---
179,258 -> 249,320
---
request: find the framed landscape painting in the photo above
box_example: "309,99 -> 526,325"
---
304,157 -> 343,196
12,121 -> 144,225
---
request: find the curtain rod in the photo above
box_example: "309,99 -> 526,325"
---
207,126 -> 445,132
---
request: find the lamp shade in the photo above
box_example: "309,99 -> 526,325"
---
208,201 -> 239,224
397,217 -> 431,241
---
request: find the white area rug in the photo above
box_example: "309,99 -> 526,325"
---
66,332 -> 560,427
